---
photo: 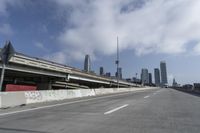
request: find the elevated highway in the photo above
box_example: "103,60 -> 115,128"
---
0,44 -> 137,90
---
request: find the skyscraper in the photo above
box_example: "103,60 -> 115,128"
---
154,68 -> 160,86
141,68 -> 149,84
105,72 -> 111,77
160,61 -> 168,85
149,73 -> 152,84
84,54 -> 91,72
100,67 -> 104,76
172,78 -> 178,87
115,67 -> 122,79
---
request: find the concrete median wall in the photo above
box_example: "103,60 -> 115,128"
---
0,92 -> 26,108
0,87 -> 158,108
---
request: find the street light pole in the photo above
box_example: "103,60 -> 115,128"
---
135,73 -> 138,87
116,36 -> 119,88
0,63 -> 5,91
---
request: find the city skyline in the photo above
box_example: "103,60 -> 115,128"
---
84,54 -> 91,72
141,68 -> 149,84
99,67 -> 104,76
154,68 -> 161,86
86,53 -> 169,86
149,73 -> 152,85
1,0 -> 200,85
160,61 -> 168,86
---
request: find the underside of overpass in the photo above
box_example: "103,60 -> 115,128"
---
0,67 -> 120,91
1,69 -> 64,91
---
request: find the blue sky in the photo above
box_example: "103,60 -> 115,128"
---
1,0 -> 200,85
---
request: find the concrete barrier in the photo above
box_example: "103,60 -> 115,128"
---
1,92 -> 26,108
94,87 -> 157,95
94,88 -> 114,95
25,89 -> 95,104
0,87 -> 158,108
80,89 -> 96,97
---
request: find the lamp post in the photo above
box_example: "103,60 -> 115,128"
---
135,73 -> 138,87
115,37 -> 119,88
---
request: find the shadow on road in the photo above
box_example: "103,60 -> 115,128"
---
0,127 -> 48,133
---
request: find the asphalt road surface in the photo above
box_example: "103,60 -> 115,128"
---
0,88 -> 200,133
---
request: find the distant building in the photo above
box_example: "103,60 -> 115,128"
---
182,84 -> 193,91
132,77 -> 136,82
90,70 -> 96,74
115,67 -> 122,79
126,78 -> 132,82
149,73 -> 152,84
160,61 -> 168,85
193,83 -> 200,91
172,78 -> 178,87
133,77 -> 141,84
141,68 -> 149,84
84,54 -> 91,72
100,67 -> 104,76
119,67 -> 122,79
105,72 -> 111,77
154,68 -> 160,86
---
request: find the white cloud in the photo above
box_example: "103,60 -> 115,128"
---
35,42 -> 45,49
47,0 -> 200,63
44,48 -> 96,64
0,0 -> 20,36
0,24 -> 13,36
0,0 -> 20,15
44,51 -> 68,64
0,0 -> 9,14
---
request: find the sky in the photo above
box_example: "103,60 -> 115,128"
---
1,0 -> 200,85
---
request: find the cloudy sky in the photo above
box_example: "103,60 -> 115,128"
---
1,0 -> 200,85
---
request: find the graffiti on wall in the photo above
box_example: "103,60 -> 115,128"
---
25,91 -> 42,101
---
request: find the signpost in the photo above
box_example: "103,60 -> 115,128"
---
0,41 -> 15,91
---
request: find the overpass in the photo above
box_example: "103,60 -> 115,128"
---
0,43 -> 137,91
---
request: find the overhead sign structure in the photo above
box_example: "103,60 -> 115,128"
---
0,41 -> 15,91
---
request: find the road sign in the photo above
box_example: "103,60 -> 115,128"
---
0,41 -> 15,65
0,41 -> 15,91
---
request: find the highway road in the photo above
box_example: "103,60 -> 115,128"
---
0,88 -> 200,133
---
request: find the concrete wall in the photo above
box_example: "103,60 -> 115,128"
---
1,92 -> 26,108
0,87 -> 158,108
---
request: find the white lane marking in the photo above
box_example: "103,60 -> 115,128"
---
144,95 -> 150,98
104,104 -> 129,115
153,93 -> 157,95
0,90 -> 148,117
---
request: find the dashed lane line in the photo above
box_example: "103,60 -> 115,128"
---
104,104 -> 129,115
